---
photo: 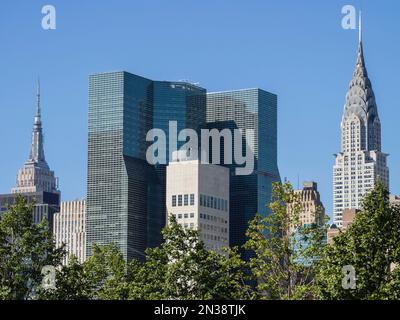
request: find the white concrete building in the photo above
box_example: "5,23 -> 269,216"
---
166,156 -> 229,254
54,200 -> 86,265
333,15 -> 389,227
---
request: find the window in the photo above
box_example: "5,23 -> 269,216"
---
190,194 -> 195,206
190,212 -> 194,218
217,198 -> 221,210
200,194 -> 203,206
178,214 -> 182,219
178,195 -> 182,206
184,194 -> 188,206
172,195 -> 177,207
225,200 -> 228,211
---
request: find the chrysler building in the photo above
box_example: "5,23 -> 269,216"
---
333,14 -> 389,227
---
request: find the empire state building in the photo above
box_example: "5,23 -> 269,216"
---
0,81 -> 60,228
333,14 -> 390,227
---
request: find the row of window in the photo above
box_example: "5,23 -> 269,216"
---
180,222 -> 195,229
200,213 -> 227,224
176,212 -> 195,219
200,194 -> 228,212
200,232 -> 228,243
172,194 -> 195,207
199,222 -> 228,234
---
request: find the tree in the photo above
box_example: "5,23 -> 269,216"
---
128,216 -> 251,300
244,182 -> 327,300
82,244 -> 130,300
0,196 -> 65,300
37,255 -> 91,300
314,182 -> 400,299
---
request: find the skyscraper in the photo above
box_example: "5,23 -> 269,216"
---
0,81 -> 60,227
206,88 -> 280,252
54,199 -> 86,265
86,72 -> 206,262
290,182 -> 325,228
289,182 -> 326,264
333,15 -> 390,227
166,152 -> 229,254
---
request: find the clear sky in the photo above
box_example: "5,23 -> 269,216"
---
0,0 -> 399,219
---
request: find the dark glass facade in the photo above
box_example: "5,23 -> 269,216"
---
0,191 -> 60,229
206,89 -> 280,254
150,81 -> 206,247
87,72 -> 206,261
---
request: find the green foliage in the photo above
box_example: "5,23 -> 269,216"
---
0,196 -> 65,300
38,256 -> 91,300
2,183 -> 400,300
244,182 -> 327,300
314,182 -> 400,299
38,244 -> 130,300
85,243 -> 130,300
128,216 -> 251,300
38,216 -> 250,300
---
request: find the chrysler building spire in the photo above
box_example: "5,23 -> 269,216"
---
359,11 -> 362,45
332,15 -> 389,227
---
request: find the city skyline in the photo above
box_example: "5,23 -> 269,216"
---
1,1 -> 399,221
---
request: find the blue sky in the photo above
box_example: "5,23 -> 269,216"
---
0,0 -> 399,219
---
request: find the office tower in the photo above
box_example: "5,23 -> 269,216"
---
166,153 -> 229,254
54,200 -> 86,265
206,88 -> 280,251
0,81 -> 60,228
287,182 -> 326,264
333,15 -> 389,227
291,181 -> 325,227
87,72 -> 206,261
149,81 -> 206,248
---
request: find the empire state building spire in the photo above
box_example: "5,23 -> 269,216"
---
11,80 -> 58,194
332,14 -> 390,227
28,79 -> 48,167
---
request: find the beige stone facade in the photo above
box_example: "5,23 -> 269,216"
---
166,158 -> 229,254
289,182 -> 325,228
54,200 -> 86,265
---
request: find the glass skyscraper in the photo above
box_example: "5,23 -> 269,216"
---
87,72 -> 206,261
206,89 -> 280,252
